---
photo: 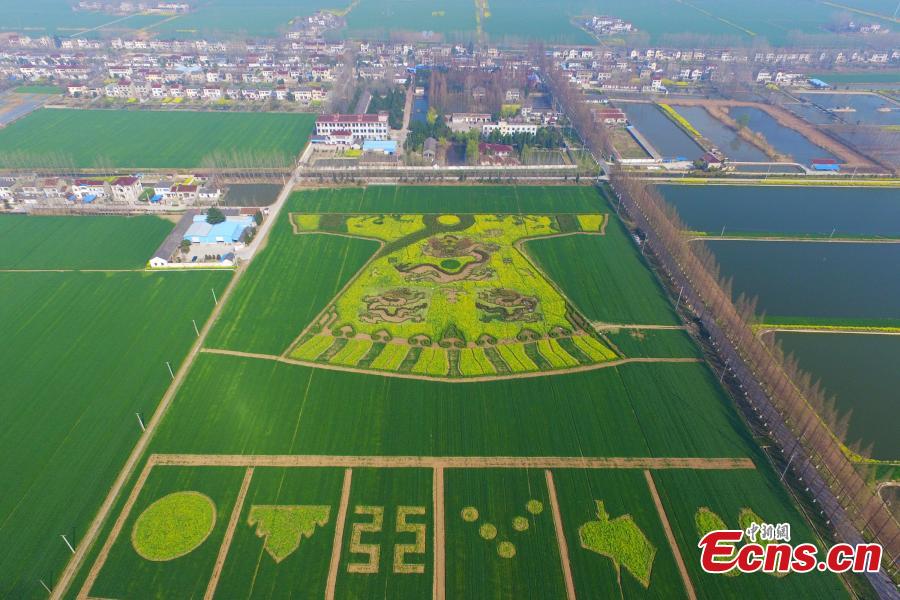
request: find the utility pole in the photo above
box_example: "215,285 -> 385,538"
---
166,361 -> 174,380
60,534 -> 75,554
211,287 -> 218,305
39,580 -> 52,594
676,285 -> 684,309
781,449 -> 797,481
192,319 -> 200,337
136,412 -> 146,432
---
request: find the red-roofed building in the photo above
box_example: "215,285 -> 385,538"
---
73,179 -> 107,200
592,108 -> 627,124
479,142 -> 514,157
315,113 -> 389,141
811,158 -> 840,171
111,176 -> 143,203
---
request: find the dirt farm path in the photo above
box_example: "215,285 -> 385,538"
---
76,460 -> 156,599
151,454 -> 756,470
325,468 -> 353,600
666,98 -> 877,169
644,470 -> 697,600
204,467 -> 254,600
692,236 -> 900,244
546,470 -> 577,600
55,166 -> 304,600
432,467 -> 446,600
592,322 -> 687,330
757,327 -> 900,337
201,347 -> 704,383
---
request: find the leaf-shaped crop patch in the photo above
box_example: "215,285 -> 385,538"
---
248,505 -> 331,563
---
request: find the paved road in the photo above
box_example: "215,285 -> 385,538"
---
395,78 -> 416,151
235,165 -> 301,262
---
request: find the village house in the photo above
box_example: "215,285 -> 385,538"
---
110,176 -> 143,203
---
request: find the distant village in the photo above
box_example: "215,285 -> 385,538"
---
2,15 -> 897,111
0,8 -> 898,209
0,173 -> 223,210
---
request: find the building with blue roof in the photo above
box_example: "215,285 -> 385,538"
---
184,214 -> 255,244
362,140 -> 397,155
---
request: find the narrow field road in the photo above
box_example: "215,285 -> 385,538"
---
201,347 -> 703,383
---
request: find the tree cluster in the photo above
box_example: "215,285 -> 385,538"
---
367,87 -> 406,129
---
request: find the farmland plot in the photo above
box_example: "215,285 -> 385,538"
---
0,270 -> 230,599
152,354 -> 753,460
334,468 -> 433,599
289,185 -> 606,215
0,109 -> 315,169
445,469 -> 566,599
215,467 -> 346,599
525,220 -> 681,325
206,203 -> 379,355
653,469 -> 846,598
86,466 -> 246,598
0,214 -> 172,269
285,211 -> 618,378
552,469 -> 687,598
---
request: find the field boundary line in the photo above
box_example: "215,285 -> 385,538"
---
546,470 -> 577,600
690,236 -> 900,244
592,322 -> 687,331
77,457 -> 157,599
204,467 -> 254,600
54,167 -> 302,600
644,470 -> 696,600
202,347 -> 703,383
326,468 -> 353,600
758,327 -> 900,337
151,454 -> 756,470
433,466 -> 446,600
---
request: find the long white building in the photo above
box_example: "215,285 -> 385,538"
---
482,121 -> 538,136
315,113 -> 390,141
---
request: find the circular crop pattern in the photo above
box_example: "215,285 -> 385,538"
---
437,214 -> 461,226
479,523 -> 497,540
526,500 -> 544,515
440,258 -> 461,270
512,516 -> 529,532
497,541 -> 517,559
461,506 -> 479,522
132,491 -> 216,561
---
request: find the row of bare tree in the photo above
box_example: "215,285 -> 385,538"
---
538,56 -> 900,583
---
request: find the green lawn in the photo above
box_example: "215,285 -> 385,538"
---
0,109 -> 315,169
0,270 -> 231,599
0,215 -> 172,269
